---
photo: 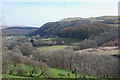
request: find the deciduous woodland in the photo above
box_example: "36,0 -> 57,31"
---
2,16 -> 119,79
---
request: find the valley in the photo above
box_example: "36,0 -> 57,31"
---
1,16 -> 119,80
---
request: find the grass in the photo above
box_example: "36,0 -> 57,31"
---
2,77 -> 49,80
49,68 -> 118,79
2,64 -> 48,79
41,38 -> 82,44
3,36 -> 12,39
76,47 -> 119,55
99,50 -> 118,55
50,68 -> 75,78
50,68 -> 106,79
76,48 -> 93,53
41,38 -> 52,41
2,65 -> 111,80
37,45 -> 71,51
3,61 -> 91,79
2,74 -> 29,78
49,68 -> 86,78
2,68 -> 94,79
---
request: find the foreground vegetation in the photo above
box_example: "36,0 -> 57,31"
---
2,35 -> 119,79
2,68 -> 93,79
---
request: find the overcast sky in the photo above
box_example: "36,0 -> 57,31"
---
1,0 -> 119,27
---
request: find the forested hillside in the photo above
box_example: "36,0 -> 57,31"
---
29,19 -> 91,37
28,16 -> 117,38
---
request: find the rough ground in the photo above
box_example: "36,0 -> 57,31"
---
76,47 -> 119,55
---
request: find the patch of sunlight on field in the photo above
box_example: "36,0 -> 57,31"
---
76,48 -> 93,53
76,48 -> 119,55
41,38 -> 82,44
50,68 -> 80,78
49,68 -> 98,78
3,36 -> 12,39
37,45 -> 70,51
100,50 -> 118,55
41,38 -> 52,41
2,68 -> 96,79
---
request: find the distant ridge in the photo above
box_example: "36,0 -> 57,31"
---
60,17 -> 89,21
28,16 -> 117,37
0,25 -> 38,29
2,26 -> 38,36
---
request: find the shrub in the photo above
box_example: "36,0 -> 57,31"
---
14,64 -> 26,76
79,39 -> 97,49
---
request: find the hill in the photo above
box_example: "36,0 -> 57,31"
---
28,16 -> 117,38
60,17 -> 89,21
0,25 -> 34,29
29,19 -> 91,37
2,27 -> 38,36
90,16 -> 118,26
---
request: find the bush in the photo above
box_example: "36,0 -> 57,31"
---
19,42 -> 36,56
73,47 -> 81,51
14,64 -> 26,76
79,39 -> 97,49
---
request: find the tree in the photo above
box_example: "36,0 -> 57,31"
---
19,42 -> 35,56
61,23 -> 111,39
79,39 -> 97,49
23,58 -> 49,77
14,64 -> 26,76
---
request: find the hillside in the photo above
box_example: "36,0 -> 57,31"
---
28,16 -> 117,37
60,17 -> 89,21
61,16 -> 117,22
0,25 -> 34,29
2,27 -> 38,36
29,19 -> 91,37
90,16 -> 118,26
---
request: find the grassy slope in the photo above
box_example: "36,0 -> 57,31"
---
2,75 -> 29,78
2,64 -> 47,78
37,45 -> 70,51
41,38 -> 82,44
90,16 -> 118,26
100,50 -> 118,55
76,47 -> 118,55
2,36 -> 12,39
2,68 -> 95,79
49,68 -> 94,78
37,38 -> 81,51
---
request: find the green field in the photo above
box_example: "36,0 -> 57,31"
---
2,62 -> 91,79
2,63 -> 48,79
49,68 -> 93,78
3,36 -> 12,39
3,68 -> 95,79
100,50 -> 118,55
37,45 -> 71,51
41,38 -> 82,44
2,75 -> 29,78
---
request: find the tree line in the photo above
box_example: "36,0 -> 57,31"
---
61,23 -> 112,39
